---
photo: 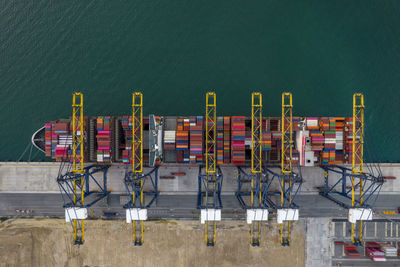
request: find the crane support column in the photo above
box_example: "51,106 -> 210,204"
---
123,92 -> 159,246
249,92 -> 266,246
198,92 -> 223,246
127,92 -> 145,246
351,93 -> 365,244
71,92 -> 85,245
278,92 -> 299,246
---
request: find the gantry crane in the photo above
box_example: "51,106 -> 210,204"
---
236,92 -> 302,247
277,92 -> 302,246
198,92 -> 223,246
57,92 -> 110,245
236,93 -> 269,246
320,93 -> 384,245
250,92 -> 263,246
124,92 -> 159,246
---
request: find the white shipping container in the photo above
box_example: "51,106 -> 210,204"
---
325,138 -> 336,144
306,119 -> 318,127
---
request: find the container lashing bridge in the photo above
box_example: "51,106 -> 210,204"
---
198,92 -> 223,246
124,92 -> 159,246
319,93 -> 384,245
57,92 -> 110,245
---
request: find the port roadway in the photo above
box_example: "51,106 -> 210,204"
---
1,162 -> 400,220
1,193 -> 400,221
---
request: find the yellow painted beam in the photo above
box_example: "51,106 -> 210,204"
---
132,92 -> 144,245
280,92 -> 293,246
72,92 -> 85,244
205,92 -> 216,175
351,93 -> 365,244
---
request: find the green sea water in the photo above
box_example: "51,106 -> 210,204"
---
1,1 -> 400,162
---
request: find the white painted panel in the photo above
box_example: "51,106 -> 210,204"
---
200,209 -> 221,224
126,208 -> 148,223
246,209 -> 269,224
277,209 -> 299,224
65,208 -> 87,222
348,208 -> 373,223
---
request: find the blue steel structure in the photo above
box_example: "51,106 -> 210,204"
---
197,166 -> 223,210
123,166 -> 159,210
57,163 -> 110,245
236,166 -> 302,211
197,165 -> 223,246
236,167 -> 271,210
319,165 -> 384,209
123,92 -> 159,246
57,164 -> 110,209
319,93 -> 384,245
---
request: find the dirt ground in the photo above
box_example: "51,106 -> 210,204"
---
0,218 -> 305,267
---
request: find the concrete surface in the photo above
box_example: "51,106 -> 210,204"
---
2,162 -> 400,194
305,218 -> 332,267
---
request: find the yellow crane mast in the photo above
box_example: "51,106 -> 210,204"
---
132,92 -> 144,245
250,92 -> 263,246
205,92 -> 217,246
72,92 -> 85,244
280,92 -> 293,245
351,93 -> 364,244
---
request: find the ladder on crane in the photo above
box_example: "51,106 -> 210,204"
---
250,92 -> 263,246
198,92 -> 223,246
124,92 -> 159,246
279,92 -> 301,246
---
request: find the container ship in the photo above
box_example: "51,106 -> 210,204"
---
32,115 -> 358,167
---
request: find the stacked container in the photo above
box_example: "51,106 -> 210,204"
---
44,123 -> 52,157
189,116 -> 203,164
365,242 -> 386,262
121,116 -> 132,164
217,117 -> 224,164
164,131 -> 176,150
271,131 -> 282,150
176,118 -> 189,162
261,131 -> 272,151
380,243 -> 397,257
96,116 -> 112,163
245,129 -> 252,150
292,117 -> 300,131
231,116 -> 245,165
344,244 -> 360,258
310,130 -> 324,151
306,117 -> 319,130
292,149 -> 299,165
345,117 -> 354,164
54,121 -> 71,162
223,117 -> 231,164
